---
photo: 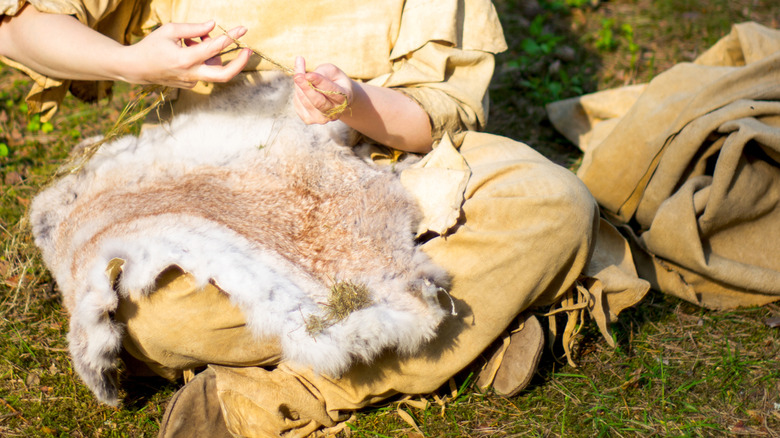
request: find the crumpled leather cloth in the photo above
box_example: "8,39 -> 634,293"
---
548,22 -> 780,309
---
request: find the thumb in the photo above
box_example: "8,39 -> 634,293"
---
294,56 -> 307,75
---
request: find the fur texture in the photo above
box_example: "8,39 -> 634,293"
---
31,73 -> 449,405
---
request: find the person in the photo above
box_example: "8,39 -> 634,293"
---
0,1 -> 649,436
0,2 -> 450,153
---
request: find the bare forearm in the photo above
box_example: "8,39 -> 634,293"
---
0,5 -> 250,88
0,6 -> 128,81
292,58 -> 434,154
340,82 -> 433,154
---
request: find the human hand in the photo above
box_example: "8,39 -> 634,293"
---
292,56 -> 354,124
120,21 -> 251,88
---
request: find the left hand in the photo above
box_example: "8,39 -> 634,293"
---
292,56 -> 354,124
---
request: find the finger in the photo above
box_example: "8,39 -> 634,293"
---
296,76 -> 333,109
164,79 -> 198,89
203,25 -> 247,44
203,55 -> 222,67
293,72 -> 310,97
304,70 -> 342,93
293,86 -> 329,124
189,32 -> 245,63
212,26 -> 248,48
194,48 -> 251,82
304,81 -> 347,114
293,57 -> 308,91
293,85 -> 315,114
162,20 -> 217,41
216,47 -> 251,80
187,25 -> 246,67
292,94 -> 315,124
295,56 -> 306,75
292,90 -> 320,124
225,25 -> 248,41
295,101 -> 328,125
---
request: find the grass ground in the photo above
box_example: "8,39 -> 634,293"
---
1,1 -> 779,436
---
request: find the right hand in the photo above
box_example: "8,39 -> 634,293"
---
292,56 -> 354,124
120,21 -> 251,88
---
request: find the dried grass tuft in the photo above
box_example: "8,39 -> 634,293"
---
55,85 -> 171,177
0,219 -> 46,316
305,280 -> 373,336
329,280 -> 373,319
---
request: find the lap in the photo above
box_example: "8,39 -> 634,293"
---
116,132 -> 596,387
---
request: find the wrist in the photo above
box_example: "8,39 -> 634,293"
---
339,79 -> 364,122
110,45 -> 146,84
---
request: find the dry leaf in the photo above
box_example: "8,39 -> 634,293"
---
746,409 -> 763,422
0,259 -> 10,277
3,171 -> 23,185
8,127 -> 23,146
25,373 -> 40,387
4,273 -> 33,288
620,367 -> 643,390
396,407 -> 422,435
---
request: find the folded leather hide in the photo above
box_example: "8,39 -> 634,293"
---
30,74 -> 449,405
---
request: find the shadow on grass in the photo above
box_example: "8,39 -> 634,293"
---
524,289 -> 682,393
120,374 -> 177,411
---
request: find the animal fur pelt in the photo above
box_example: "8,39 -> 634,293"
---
30,73 -> 450,405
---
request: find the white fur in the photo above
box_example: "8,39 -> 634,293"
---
31,73 -> 449,405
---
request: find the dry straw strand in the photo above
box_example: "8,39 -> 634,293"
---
55,23 -> 349,180
218,25 -> 294,75
56,85 -> 171,177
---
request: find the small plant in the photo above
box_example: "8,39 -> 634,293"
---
594,18 -> 618,51
521,15 -> 564,57
621,23 -> 641,69
25,114 -> 53,134
545,0 -> 590,11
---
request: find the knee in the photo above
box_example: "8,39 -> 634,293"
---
550,166 -> 599,241
463,136 -> 598,244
